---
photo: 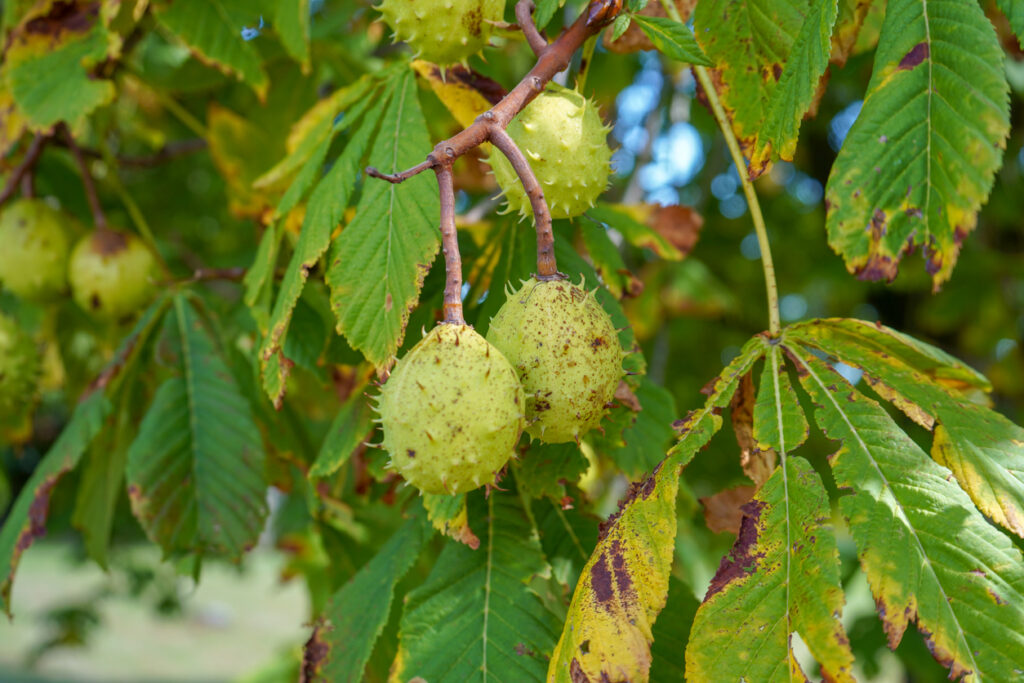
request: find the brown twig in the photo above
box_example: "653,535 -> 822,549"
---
489,128 -> 560,279
20,171 -> 35,198
0,134 -> 46,206
367,0 -> 620,295
435,165 -> 465,324
62,126 -> 107,229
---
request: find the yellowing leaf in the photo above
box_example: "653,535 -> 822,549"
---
412,60 -> 502,128
548,338 -> 764,682
686,457 -> 854,682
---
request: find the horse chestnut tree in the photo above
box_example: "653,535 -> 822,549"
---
1,1 -> 1023,682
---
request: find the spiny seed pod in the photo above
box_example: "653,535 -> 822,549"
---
0,312 -> 39,417
0,198 -> 72,301
377,0 -> 504,65
68,228 -> 157,321
486,277 -> 625,443
487,83 -> 612,220
377,323 -> 524,494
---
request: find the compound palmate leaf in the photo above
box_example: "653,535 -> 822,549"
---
392,488 -> 561,682
328,66 -> 441,368
686,457 -> 854,682
825,0 -> 1010,288
126,296 -> 268,559
789,318 -> 1024,538
788,345 -> 1024,680
548,337 -> 765,682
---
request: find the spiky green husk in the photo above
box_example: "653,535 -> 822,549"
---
487,84 -> 612,220
0,199 -> 72,301
377,0 -> 503,65
378,323 -> 524,494
486,277 -> 624,443
68,229 -> 157,321
0,313 -> 39,417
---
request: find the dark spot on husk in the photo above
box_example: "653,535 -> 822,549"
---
406,449 -> 415,458
704,499 -> 766,600
898,42 -> 929,70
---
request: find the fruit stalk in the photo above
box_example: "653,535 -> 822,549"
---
0,133 -> 45,207
489,128 -> 559,279
435,164 -> 466,324
63,126 -> 108,230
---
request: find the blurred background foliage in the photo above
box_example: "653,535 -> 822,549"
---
1,0 -> 1022,680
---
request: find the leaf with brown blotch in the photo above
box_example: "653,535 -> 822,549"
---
731,371 -> 777,487
687,457 -> 854,682
548,337 -> 765,682
790,344 -> 1024,679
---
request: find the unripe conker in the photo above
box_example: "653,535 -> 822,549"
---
377,0 -> 503,65
377,323 -> 524,494
0,312 -> 39,417
486,277 -> 624,443
488,84 -> 612,220
68,229 -> 157,321
0,199 -> 72,301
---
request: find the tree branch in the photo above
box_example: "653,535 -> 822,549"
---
0,134 -> 46,206
366,0 -> 620,281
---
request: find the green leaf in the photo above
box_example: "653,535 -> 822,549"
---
126,296 -> 268,559
260,91 -> 388,401
686,456 -> 854,681
587,203 -> 684,261
787,318 -> 1024,538
631,15 -> 712,65
534,498 -> 598,592
515,442 -> 590,504
0,392 -> 109,615
308,389 -> 374,479
996,0 -> 1024,49
648,577 -> 698,681
610,377 -> 679,478
422,492 -> 480,549
753,345 -> 808,454
694,0 -> 808,177
751,0 -> 839,169
831,0 -> 879,65
327,67 -> 441,367
580,221 -> 639,300
611,14 -> 632,41
790,346 -> 1024,679
152,0 -> 269,98
548,337 -> 764,682
392,489 -> 561,681
274,0 -> 310,68
533,0 -> 563,29
305,508 -> 432,682
824,0 -> 1010,287
3,14 -> 116,129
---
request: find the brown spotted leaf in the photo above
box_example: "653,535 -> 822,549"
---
693,0 -> 810,178
686,457 -> 854,682
327,66 -> 440,368
789,318 -> 1024,539
547,337 -> 765,682
126,295 -> 268,559
824,0 -> 1010,288
789,344 -> 1024,680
